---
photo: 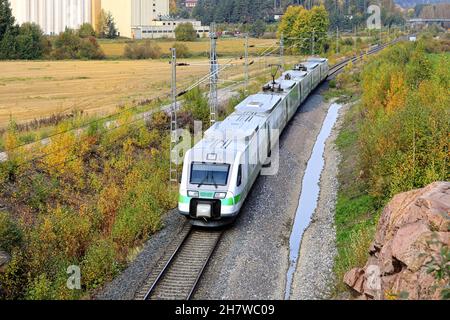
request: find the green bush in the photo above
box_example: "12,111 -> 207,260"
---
174,22 -> 197,42
0,211 -> 22,253
81,239 -> 118,290
359,42 -> 449,200
123,41 -> 162,59
172,42 -> 191,58
0,249 -> 26,299
53,29 -> 104,60
182,87 -> 209,127
78,36 -> 105,60
78,23 -> 96,38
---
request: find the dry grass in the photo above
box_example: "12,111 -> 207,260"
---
100,38 -> 277,58
0,59 -> 212,127
0,52 -> 299,128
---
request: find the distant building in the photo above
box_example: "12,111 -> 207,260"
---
132,19 -> 209,39
10,0 -> 93,35
185,0 -> 197,8
101,0 -> 170,38
9,0 -> 171,38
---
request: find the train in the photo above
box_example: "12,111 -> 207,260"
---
178,57 -> 329,227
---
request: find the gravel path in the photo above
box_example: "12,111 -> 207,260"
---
289,104 -> 348,299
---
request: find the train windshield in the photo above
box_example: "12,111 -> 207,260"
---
190,163 -> 230,187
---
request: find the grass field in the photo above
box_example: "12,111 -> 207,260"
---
0,59 -> 215,127
99,38 -> 278,58
0,54 -> 297,128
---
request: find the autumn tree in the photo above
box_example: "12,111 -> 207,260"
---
175,22 -> 196,42
278,5 -> 329,55
96,9 -> 107,38
277,5 -> 304,44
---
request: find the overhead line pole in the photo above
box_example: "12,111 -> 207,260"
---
244,33 -> 249,93
280,32 -> 284,72
209,22 -> 218,127
170,48 -> 178,184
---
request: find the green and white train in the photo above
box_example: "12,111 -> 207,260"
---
179,58 -> 329,226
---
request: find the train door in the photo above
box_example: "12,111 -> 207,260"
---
236,153 -> 248,202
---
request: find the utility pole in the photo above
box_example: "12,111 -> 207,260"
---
311,30 -> 315,56
209,22 -> 218,127
280,32 -> 284,72
169,48 -> 178,184
336,26 -> 339,54
244,33 -> 249,93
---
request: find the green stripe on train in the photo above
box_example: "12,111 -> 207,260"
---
178,194 -> 242,206
221,194 -> 241,206
179,195 -> 191,204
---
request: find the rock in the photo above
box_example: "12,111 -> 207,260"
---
0,250 -> 11,273
344,182 -> 450,300
343,268 -> 365,293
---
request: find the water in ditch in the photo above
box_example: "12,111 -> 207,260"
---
284,103 -> 342,300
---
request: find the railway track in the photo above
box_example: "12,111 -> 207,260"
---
328,38 -> 402,78
134,38 -> 402,301
135,227 -> 223,300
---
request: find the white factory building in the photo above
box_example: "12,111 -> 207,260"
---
101,0 -> 170,38
8,1 -> 208,39
10,0 -> 93,35
132,19 -> 209,39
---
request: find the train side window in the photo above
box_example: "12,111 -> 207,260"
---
237,165 -> 242,187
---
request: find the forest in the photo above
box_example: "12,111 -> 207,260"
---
175,0 -> 405,29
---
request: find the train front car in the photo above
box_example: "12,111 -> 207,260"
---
178,122 -> 247,227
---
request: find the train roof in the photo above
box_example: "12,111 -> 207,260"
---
190,111 -> 268,163
235,93 -> 282,113
281,70 -> 307,81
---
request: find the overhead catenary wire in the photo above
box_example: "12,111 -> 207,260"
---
2,39 -> 313,176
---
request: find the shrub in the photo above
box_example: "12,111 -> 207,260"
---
249,20 -> 266,38
78,23 -> 95,38
0,211 -> 22,253
174,22 -> 196,41
172,42 -> 191,58
26,274 -> 53,300
182,87 -> 209,127
358,41 -> 449,201
53,28 -> 81,59
53,29 -> 104,60
81,239 -> 118,290
340,37 -> 354,46
78,36 -> 105,60
124,41 -> 162,59
0,249 -> 27,299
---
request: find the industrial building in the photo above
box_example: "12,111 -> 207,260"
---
9,0 -> 171,38
132,19 -> 209,39
101,0 -> 170,38
9,0 -> 95,35
9,0 -> 208,39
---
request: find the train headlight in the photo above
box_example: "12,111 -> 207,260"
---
214,192 -> 227,199
188,191 -> 199,198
